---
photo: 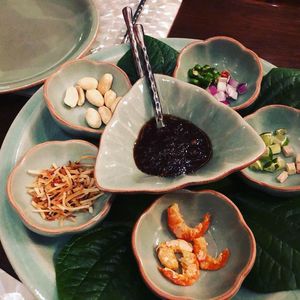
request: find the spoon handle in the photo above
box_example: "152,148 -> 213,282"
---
134,24 -> 165,128
122,0 -> 147,43
122,7 -> 144,79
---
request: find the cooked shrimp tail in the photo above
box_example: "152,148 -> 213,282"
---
158,250 -> 200,286
193,236 -> 208,262
193,237 -> 230,270
200,248 -> 230,270
167,203 -> 211,241
156,239 -> 193,270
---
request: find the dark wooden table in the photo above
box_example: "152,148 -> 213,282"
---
0,0 -> 299,287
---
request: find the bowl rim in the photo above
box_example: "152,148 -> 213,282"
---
240,104 -> 300,193
95,75 -> 266,194
43,58 -> 132,135
132,189 -> 256,300
6,139 -> 114,236
173,35 -> 263,111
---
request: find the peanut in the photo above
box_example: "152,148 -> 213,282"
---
98,106 -> 112,125
77,77 -> 98,90
98,73 -> 113,95
104,90 -> 117,108
85,108 -> 102,128
110,96 -> 122,113
75,85 -> 85,106
86,89 -> 104,107
63,86 -> 78,108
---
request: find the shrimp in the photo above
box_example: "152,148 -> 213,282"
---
156,239 -> 193,270
193,237 -> 230,270
158,250 -> 200,286
167,203 -> 211,241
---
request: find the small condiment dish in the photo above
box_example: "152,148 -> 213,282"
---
43,59 -> 132,138
95,74 -> 265,193
173,36 -> 263,111
6,140 -> 113,236
240,105 -> 300,196
132,189 -> 256,300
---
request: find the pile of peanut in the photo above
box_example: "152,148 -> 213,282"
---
63,73 -> 122,128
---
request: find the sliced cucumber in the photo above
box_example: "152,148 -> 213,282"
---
281,136 -> 289,146
274,128 -> 287,136
269,143 -> 281,155
261,147 -> 273,160
249,128 -> 291,178
263,161 -> 278,172
261,157 -> 286,173
273,134 -> 289,146
260,132 -> 273,146
272,157 -> 286,170
249,160 -> 263,171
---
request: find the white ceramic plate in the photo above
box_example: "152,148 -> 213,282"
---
0,38 -> 298,299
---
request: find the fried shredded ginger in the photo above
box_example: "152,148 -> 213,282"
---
26,156 -> 103,223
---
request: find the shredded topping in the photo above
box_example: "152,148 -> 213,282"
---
27,156 -> 103,223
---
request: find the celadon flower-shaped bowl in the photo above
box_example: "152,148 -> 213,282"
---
95,74 -> 265,193
7,140 -> 113,236
240,105 -> 300,196
43,59 -> 132,138
132,189 -> 256,300
173,36 -> 263,111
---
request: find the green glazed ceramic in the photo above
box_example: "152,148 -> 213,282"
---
0,38 -> 291,300
44,59 -> 132,138
95,74 -> 265,193
7,140 -> 113,236
240,105 -> 300,196
173,36 -> 263,111
0,0 -> 99,93
132,189 -> 256,300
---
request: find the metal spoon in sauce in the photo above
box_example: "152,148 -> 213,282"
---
122,7 -> 165,128
134,24 -> 165,128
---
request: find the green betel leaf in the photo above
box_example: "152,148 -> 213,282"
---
117,35 -> 178,84
200,176 -> 300,293
229,187 -> 300,292
54,176 -> 300,295
55,223 -> 157,300
251,68 -> 300,112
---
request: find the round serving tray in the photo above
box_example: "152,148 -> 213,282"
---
1,38 -> 295,300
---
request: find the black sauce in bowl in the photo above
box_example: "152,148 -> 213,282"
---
133,115 -> 212,177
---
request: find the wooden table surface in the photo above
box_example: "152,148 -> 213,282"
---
0,0 -> 299,287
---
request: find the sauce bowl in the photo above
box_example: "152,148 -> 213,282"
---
95,74 -> 265,193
